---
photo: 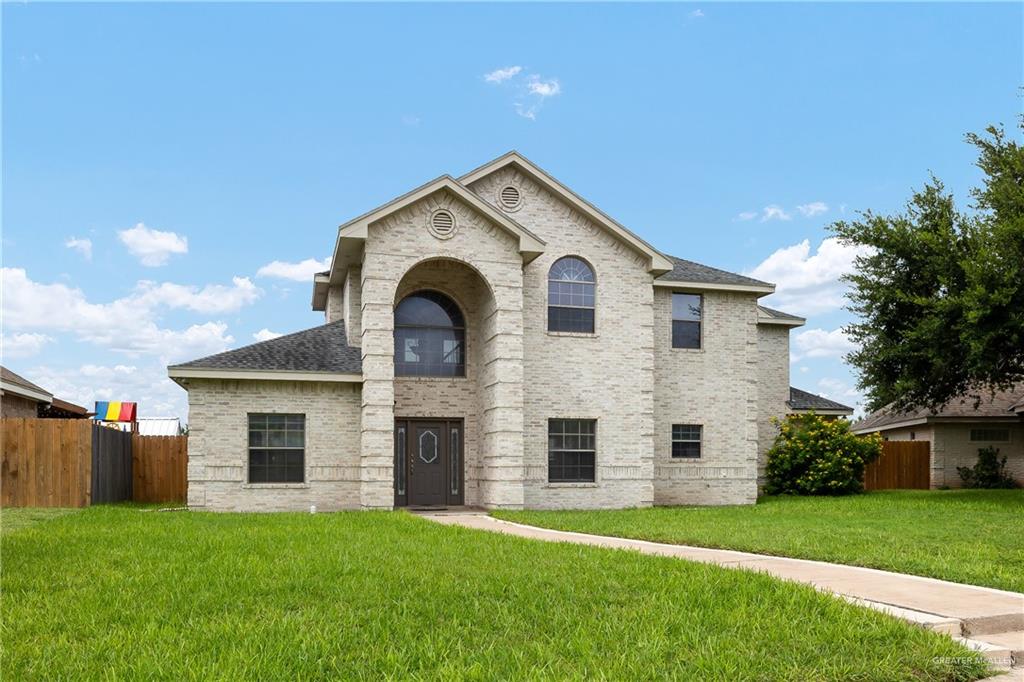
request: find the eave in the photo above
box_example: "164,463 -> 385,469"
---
652,279 -> 777,296
0,380 -> 52,405
168,367 -> 363,385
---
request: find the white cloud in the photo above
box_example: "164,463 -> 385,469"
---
253,328 -> 283,342
736,211 -> 758,222
816,377 -> 866,417
796,201 -> 829,217
760,205 -> 791,222
256,257 -> 330,282
526,75 -> 561,98
65,237 -> 93,260
484,66 -> 523,83
1,267 -> 239,361
26,361 -> 188,421
792,328 -> 857,361
690,9 -> 705,18
131,277 -> 260,314
1,332 -> 54,358
747,237 -> 870,315
118,223 -> 188,266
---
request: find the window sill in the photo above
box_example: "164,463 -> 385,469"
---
546,331 -> 598,338
670,347 -> 704,353
395,376 -> 470,382
242,483 -> 310,489
666,458 -> 702,463
544,482 -> 599,488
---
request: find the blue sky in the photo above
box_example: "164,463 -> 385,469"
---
3,2 -> 1021,421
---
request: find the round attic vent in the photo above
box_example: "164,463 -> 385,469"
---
428,208 -> 456,239
498,185 -> 522,210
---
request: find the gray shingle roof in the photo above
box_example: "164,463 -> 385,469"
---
170,320 -> 362,374
758,305 -> 805,322
788,387 -> 854,413
657,255 -> 772,288
853,386 -> 1024,432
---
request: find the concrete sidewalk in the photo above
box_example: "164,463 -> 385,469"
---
421,511 -> 1023,672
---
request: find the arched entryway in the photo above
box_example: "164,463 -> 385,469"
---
391,259 -> 496,508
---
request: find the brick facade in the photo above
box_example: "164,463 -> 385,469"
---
882,424 -> 1023,488
1,393 -> 40,418
180,159 -> 796,511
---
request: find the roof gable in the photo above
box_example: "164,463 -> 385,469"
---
460,151 -> 674,274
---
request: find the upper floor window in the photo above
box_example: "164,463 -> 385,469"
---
548,256 -> 595,333
672,293 -> 702,349
394,291 -> 465,377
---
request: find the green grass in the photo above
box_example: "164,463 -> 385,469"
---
494,490 -> 1024,593
1,506 -> 989,680
1,507 -> 80,535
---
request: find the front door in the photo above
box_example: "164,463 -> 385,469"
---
394,419 -> 463,507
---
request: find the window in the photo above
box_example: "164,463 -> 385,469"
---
548,257 -> 595,333
970,428 -> 1010,442
548,419 -> 596,482
910,431 -> 916,441
248,414 -> 305,483
672,293 -> 702,349
672,424 -> 702,458
394,291 -> 466,377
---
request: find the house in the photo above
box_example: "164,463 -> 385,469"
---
0,366 -> 90,419
169,152 -> 827,512
852,387 -> 1024,488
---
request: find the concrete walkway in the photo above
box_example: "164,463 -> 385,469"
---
421,511 -> 1024,672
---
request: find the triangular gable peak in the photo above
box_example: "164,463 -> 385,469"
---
323,175 -> 545,290
460,151 -> 674,275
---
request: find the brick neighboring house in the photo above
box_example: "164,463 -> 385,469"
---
0,366 -> 90,419
853,387 -> 1024,488
168,152 -> 839,512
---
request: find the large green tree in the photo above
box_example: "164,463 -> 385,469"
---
832,119 -> 1024,412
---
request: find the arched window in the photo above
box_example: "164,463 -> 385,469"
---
548,256 -> 595,333
394,291 -> 466,377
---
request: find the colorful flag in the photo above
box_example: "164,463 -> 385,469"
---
94,401 -> 137,422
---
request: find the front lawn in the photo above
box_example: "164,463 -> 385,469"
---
494,489 -> 1024,592
1,506 -> 989,680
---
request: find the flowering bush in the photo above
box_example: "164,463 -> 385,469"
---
765,413 -> 883,496
957,447 -> 1019,489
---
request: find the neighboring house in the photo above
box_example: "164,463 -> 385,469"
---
169,152 -> 816,512
0,366 -> 89,419
853,387 -> 1024,488
787,387 -> 855,419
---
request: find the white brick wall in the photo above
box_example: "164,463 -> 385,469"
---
652,289 -> 761,505
470,168 -> 655,509
185,379 -> 361,511
757,325 -> 791,486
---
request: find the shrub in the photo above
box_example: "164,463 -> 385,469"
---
765,413 -> 883,496
957,447 -> 1019,489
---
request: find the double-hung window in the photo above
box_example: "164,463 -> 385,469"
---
548,419 -> 596,482
548,257 -> 596,333
672,293 -> 702,349
248,414 -> 305,483
672,424 -> 702,458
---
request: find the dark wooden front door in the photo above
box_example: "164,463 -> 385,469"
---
394,419 -> 463,507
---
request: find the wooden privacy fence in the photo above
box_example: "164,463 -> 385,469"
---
864,440 -> 931,490
132,434 -> 188,503
1,419 -> 93,507
1,418 -> 187,507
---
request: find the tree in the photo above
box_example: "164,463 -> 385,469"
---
831,118 -> 1024,412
